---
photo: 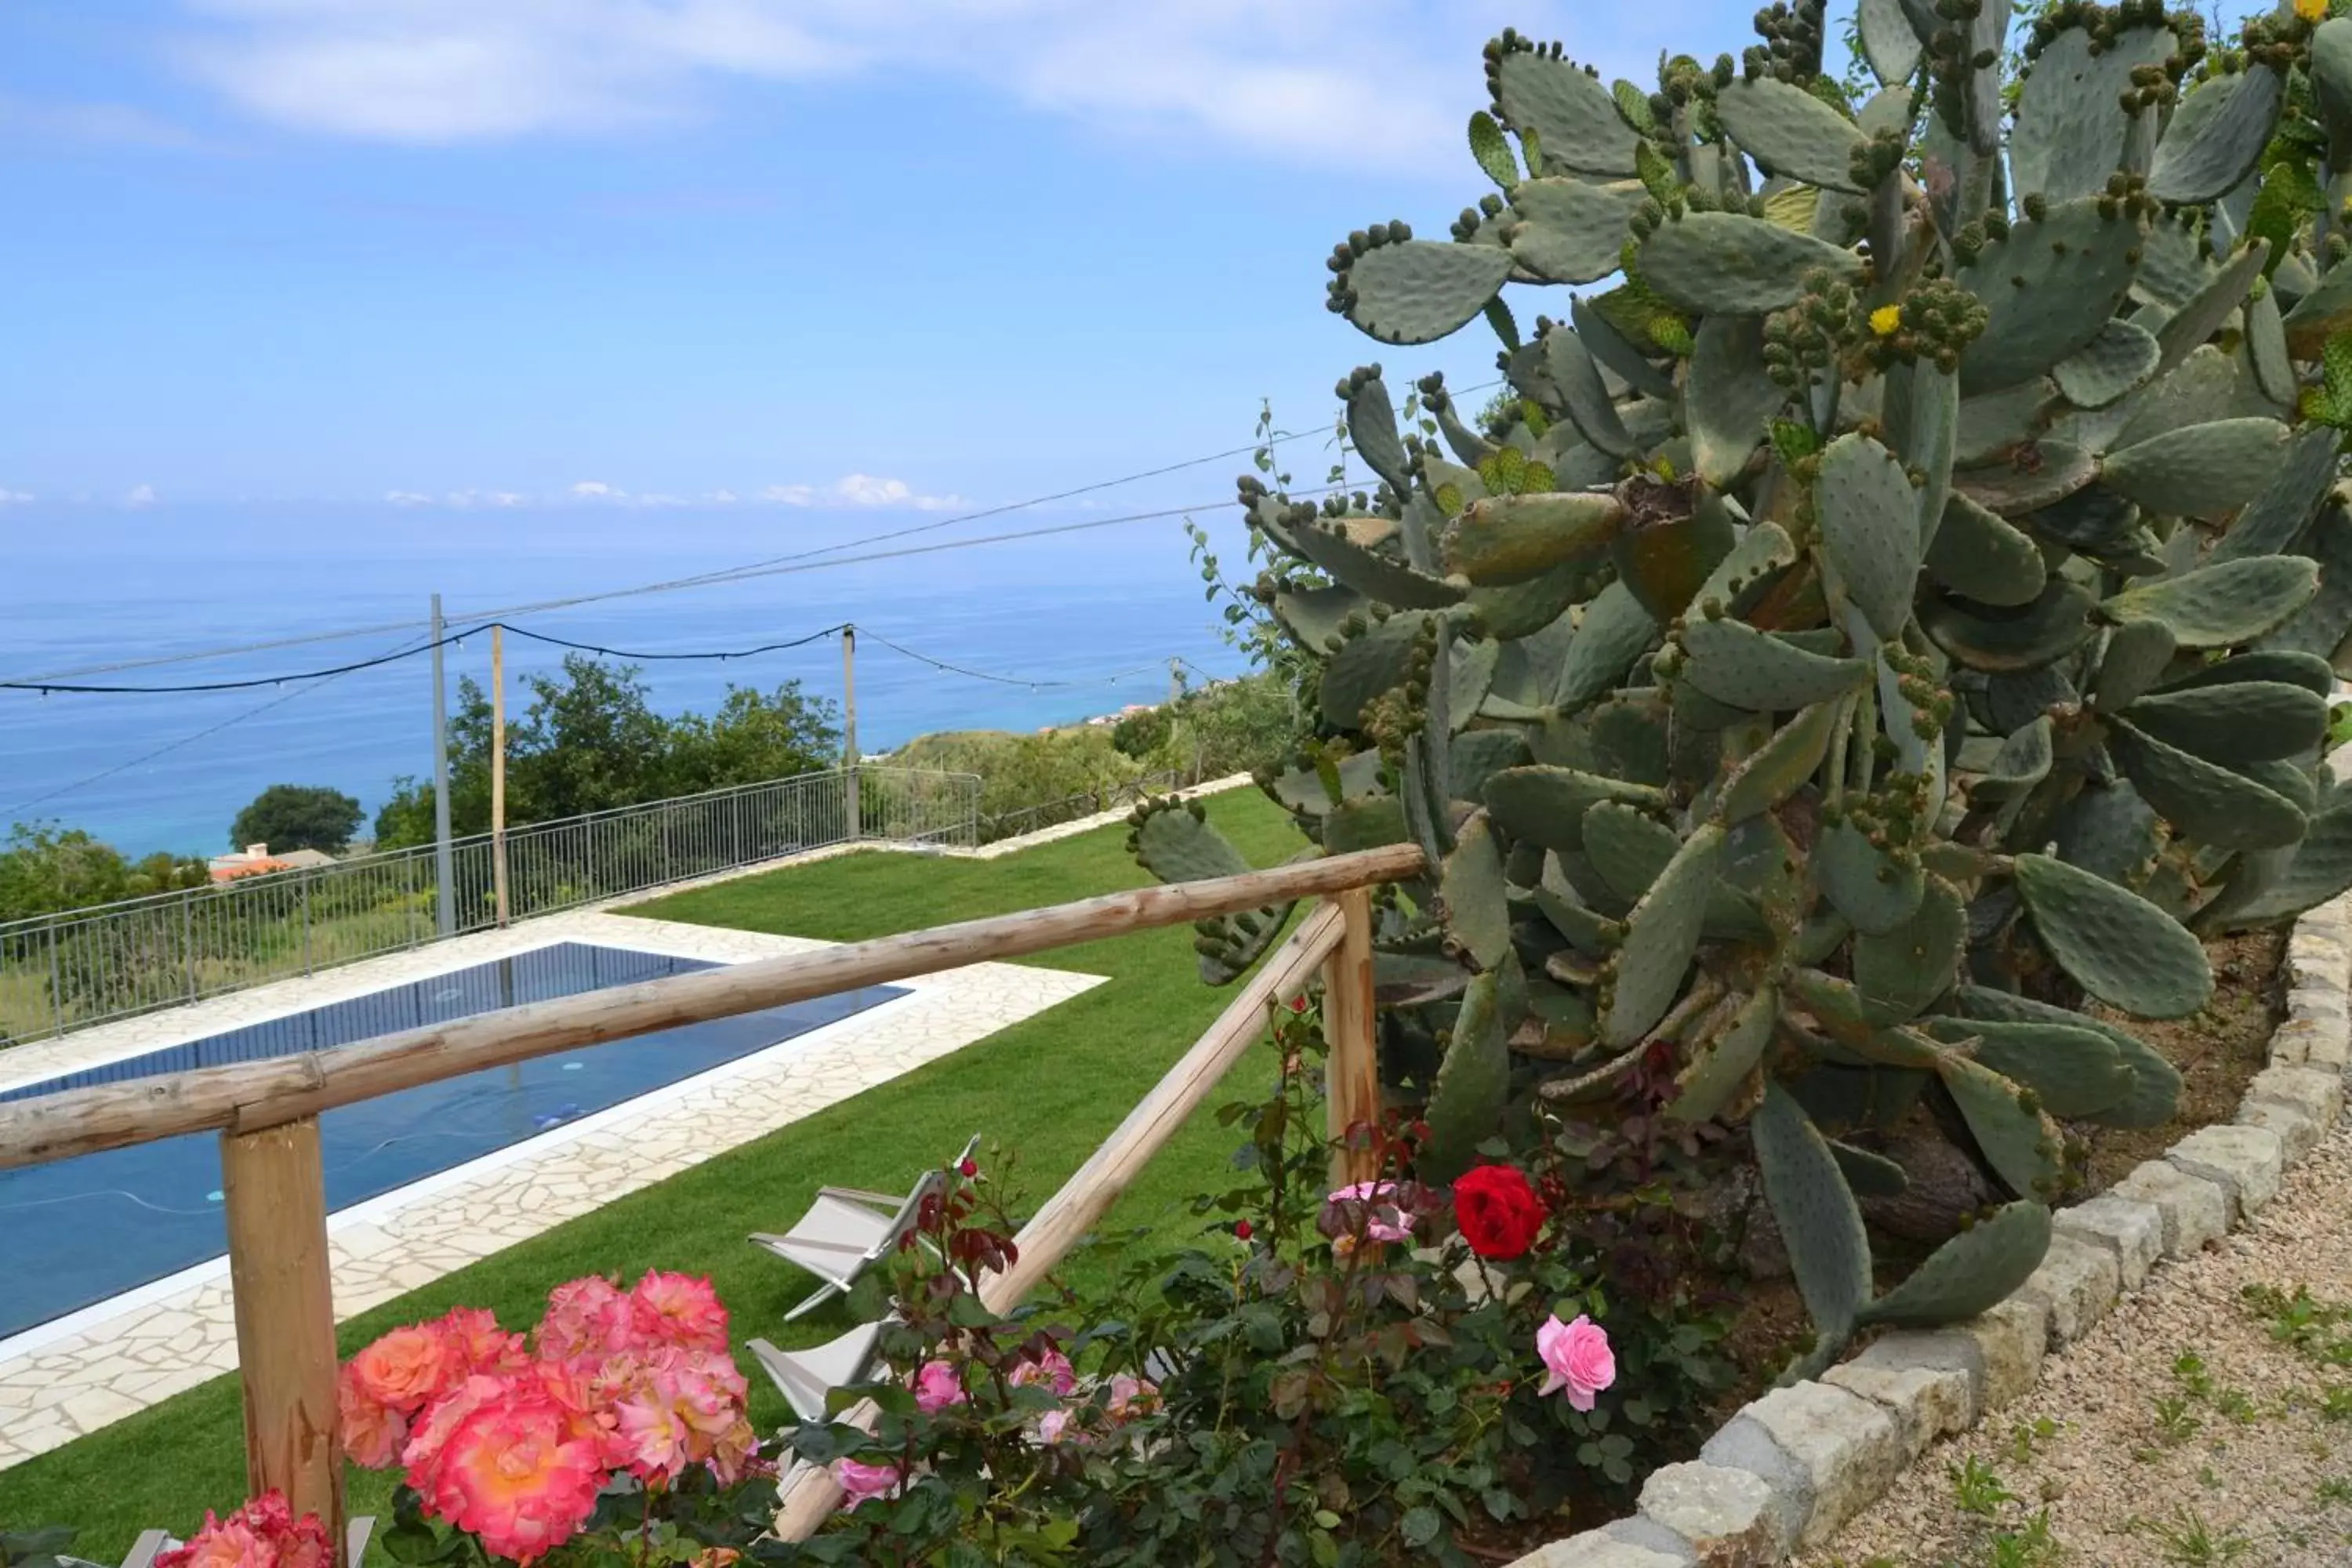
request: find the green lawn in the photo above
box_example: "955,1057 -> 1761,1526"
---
0,789 -> 1305,1555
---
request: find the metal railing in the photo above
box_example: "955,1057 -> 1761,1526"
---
974,768 -> 1188,844
0,767 -> 978,1045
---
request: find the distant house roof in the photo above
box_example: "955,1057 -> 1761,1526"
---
206,841 -> 334,882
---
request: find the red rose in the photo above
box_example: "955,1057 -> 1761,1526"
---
1234,1219 -> 1254,1241
1451,1165 -> 1548,1261
958,1159 -> 979,1178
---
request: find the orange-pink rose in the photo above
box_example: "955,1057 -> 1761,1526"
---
347,1324 -> 458,1417
627,1271 -> 729,1354
434,1306 -> 530,1377
428,1388 -> 604,1563
338,1359 -> 410,1470
401,1373 -> 513,1494
154,1491 -> 328,1568
536,1275 -> 633,1362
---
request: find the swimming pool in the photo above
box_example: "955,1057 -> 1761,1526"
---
0,942 -> 904,1339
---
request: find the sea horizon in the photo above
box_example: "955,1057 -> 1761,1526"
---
0,497 -> 1263,859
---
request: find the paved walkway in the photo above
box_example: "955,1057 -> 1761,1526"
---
0,908 -> 1102,1468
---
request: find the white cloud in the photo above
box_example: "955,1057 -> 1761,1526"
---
445,488 -> 526,507
568,479 -> 622,499
0,488 -> 31,506
124,484 -> 157,508
636,491 -> 689,506
761,474 -> 963,510
707,488 -> 738,503
385,488 -> 435,505
163,1 -> 1606,170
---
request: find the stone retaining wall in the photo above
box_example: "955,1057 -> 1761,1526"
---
1507,895 -> 2352,1567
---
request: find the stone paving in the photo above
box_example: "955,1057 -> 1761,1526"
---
0,907 -> 1105,1468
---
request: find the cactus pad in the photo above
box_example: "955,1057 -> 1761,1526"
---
2053,319 -> 2161,411
1926,495 -> 2047,607
1815,817 -> 1926,936
1602,822 -> 1726,1047
2101,555 -> 2320,648
1421,968 -> 1510,1182
1556,581 -> 1659,709
1936,1054 -> 2063,1200
1958,198 -> 2143,395
1637,211 -> 1864,315
1858,1201 -> 2053,1328
2009,24 -> 2176,205
1954,985 -> 2184,1129
1920,579 -> 2096,673
1441,492 -> 1624,586
2099,418 -> 2294,518
2122,681 -> 2328,762
1679,615 -> 1871,711
2107,718 -> 2309,852
2148,66 -> 2283,205
1817,432 -> 1923,640
1508,178 -> 1644,285
1751,1082 -> 1872,1369
1855,874 -> 1965,1025
2013,851 -> 2214,1018
1687,314 -> 1790,488
1715,77 -> 1868,194
1130,799 -> 1295,985
1335,238 -> 1515,346
1488,44 -> 1642,176
1929,1017 -> 2133,1119
1290,519 -> 1467,610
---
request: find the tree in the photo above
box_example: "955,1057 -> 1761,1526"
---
372,657 -> 840,849
0,823 -> 207,921
230,784 -> 364,854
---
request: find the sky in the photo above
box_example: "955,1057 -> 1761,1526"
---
0,0 -> 1756,517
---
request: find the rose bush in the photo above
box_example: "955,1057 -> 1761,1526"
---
339,1271 -> 781,1568
771,997 -> 1736,1565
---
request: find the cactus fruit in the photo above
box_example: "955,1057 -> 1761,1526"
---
1134,5 -> 2352,1378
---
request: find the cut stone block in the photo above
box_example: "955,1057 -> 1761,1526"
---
2236,1098 -> 2321,1165
1635,1462 -> 1779,1568
2166,1124 -> 2285,1222
1508,1530 -> 1688,1568
1951,1294 -> 2049,1411
1697,1381 -> 1904,1551
2243,1062 -> 2345,1133
2109,1160 -> 2230,1258
1824,1344 -> 1974,1463
2014,1232 -> 2121,1346
2053,1193 -> 2164,1293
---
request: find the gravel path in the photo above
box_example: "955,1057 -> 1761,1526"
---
1808,1115 -> 2352,1568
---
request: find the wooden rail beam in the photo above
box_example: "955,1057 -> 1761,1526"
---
0,843 -> 1423,1171
771,902 -> 1350,1539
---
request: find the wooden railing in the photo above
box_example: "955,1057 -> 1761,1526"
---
0,840 -> 1422,1561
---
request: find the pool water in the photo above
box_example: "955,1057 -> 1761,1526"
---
0,942 -> 902,1339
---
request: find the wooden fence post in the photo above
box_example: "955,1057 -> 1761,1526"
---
220,1118 -> 346,1563
1323,886 -> 1379,1189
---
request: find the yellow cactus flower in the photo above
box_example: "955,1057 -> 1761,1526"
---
2297,0 -> 2328,23
1869,303 -> 1904,338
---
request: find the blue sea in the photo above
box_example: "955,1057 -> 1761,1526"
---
0,499 -> 1261,858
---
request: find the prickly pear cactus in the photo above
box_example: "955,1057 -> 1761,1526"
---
1134,4 -> 2352,1378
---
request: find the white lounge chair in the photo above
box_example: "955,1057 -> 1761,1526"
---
748,1317 -> 891,1424
749,1135 -> 979,1322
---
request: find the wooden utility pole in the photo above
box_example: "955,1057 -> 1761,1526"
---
841,625 -> 860,840
491,626 -> 509,927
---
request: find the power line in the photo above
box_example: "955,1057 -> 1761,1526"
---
2,426 -> 1352,686
2,486 -> 1356,694
5,379 -> 1504,688
855,630 -> 1169,690
0,630 -> 438,818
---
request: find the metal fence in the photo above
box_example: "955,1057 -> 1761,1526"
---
0,766 -> 978,1046
974,769 -> 1186,845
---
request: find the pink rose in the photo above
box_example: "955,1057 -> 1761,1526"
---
1035,1407 -> 1078,1446
833,1457 -> 903,1508
1536,1313 -> 1616,1413
537,1276 -> 633,1362
1007,1349 -> 1076,1397
1105,1374 -> 1157,1421
911,1359 -> 967,1414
